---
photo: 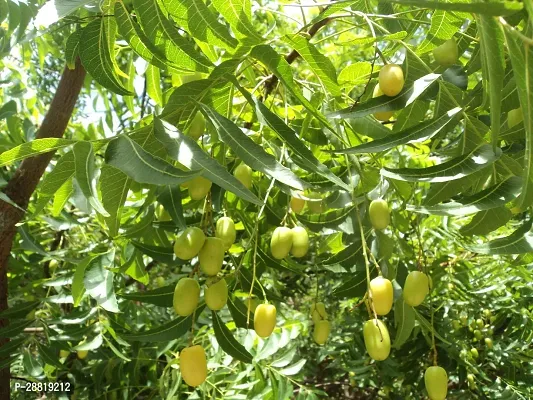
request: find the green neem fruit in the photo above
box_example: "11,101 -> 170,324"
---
180,345 -> 207,387
508,108 -> 523,128
482,309 -> 491,318
306,192 -> 324,213
270,227 -> 293,260
290,226 -> 309,258
311,302 -> 328,324
313,320 -> 331,345
452,320 -> 461,330
186,112 -> 206,140
424,366 -> 448,400
174,227 -> 206,260
467,373 -> 475,384
369,276 -> 394,316
49,259 -> 58,270
215,217 -> 236,250
369,199 -> 390,230
173,278 -> 200,316
188,176 -> 212,200
470,348 -> 479,359
403,271 -> 429,307
205,278 -> 228,311
234,164 -> 253,189
379,64 -> 405,97
254,304 -> 277,338
199,237 -> 225,276
476,319 -> 484,329
290,194 -> 306,214
433,38 -> 459,67
372,85 -> 394,121
363,319 -> 391,361
474,329 -> 482,340
484,337 -> 493,349
155,277 -> 166,287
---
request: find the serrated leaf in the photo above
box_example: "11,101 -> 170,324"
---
460,207 -> 513,236
146,64 -> 163,106
34,0 -> 95,29
467,219 -> 533,254
105,135 -> 201,185
37,342 -> 64,369
0,301 -> 40,319
131,241 -> 179,265
334,107 -> 462,154
79,19 -> 131,95
157,186 -> 186,229
120,284 -> 174,307
392,297 -> 415,349
212,311 -> 253,363
73,334 -> 103,351
279,359 -> 306,376
382,145 -> 501,183
0,138 -> 75,167
0,319 -> 33,338
211,0 -> 262,45
338,62 -> 373,87
417,10 -> 463,54
332,270 -> 368,299
84,251 -> 119,313
72,255 -> 96,307
384,0 -> 522,16
100,165 -> 131,237
414,310 -> 451,345
52,178 -> 73,217
0,337 -> 25,357
227,296 -> 254,329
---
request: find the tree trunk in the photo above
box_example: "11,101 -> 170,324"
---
0,58 -> 86,400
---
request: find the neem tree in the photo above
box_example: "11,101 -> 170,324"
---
0,0 -> 532,399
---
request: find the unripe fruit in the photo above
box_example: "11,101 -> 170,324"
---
379,64 -> 405,97
180,345 -> 207,387
460,313 -> 468,326
188,176 -> 212,200
254,303 -> 276,338
369,276 -> 394,316
484,337 -> 493,349
372,85 -> 394,121
508,108 -> 523,128
155,276 -> 166,287
470,348 -> 479,359
369,199 -> 390,230
187,112 -> 206,140
234,164 -> 253,189
290,226 -> 309,258
173,278 -> 200,316
476,319 -> 484,329
49,259 -> 58,270
215,217 -> 236,250
290,195 -> 305,214
482,309 -> 491,318
474,329 -> 482,340
363,319 -> 391,361
313,320 -> 331,345
433,38 -> 459,67
270,227 -> 293,259
452,320 -> 461,330
59,350 -> 69,358
424,366 -> 448,400
198,237 -> 225,276
403,271 -> 429,307
467,373 -> 475,384
306,192 -> 324,213
77,350 -> 88,360
311,302 -> 328,324
205,278 -> 228,311
174,227 -> 206,260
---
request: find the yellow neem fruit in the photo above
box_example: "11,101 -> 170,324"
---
379,64 -> 405,97
254,303 -> 277,338
174,227 -> 206,260
59,350 -> 70,358
234,164 -> 253,189
187,112 -> 206,140
290,226 -> 309,258
403,271 -> 429,307
508,108 -> 523,128
363,319 -> 391,361
77,350 -> 88,360
372,85 -> 394,122
188,176 -> 212,200
311,302 -> 328,324
173,278 -> 200,316
424,366 -> 448,400
270,227 -> 293,259
369,276 -> 394,316
215,217 -> 236,250
369,199 -> 390,230
313,320 -> 331,345
433,38 -> 458,67
205,278 -> 228,311
180,345 -> 207,387
198,237 -> 225,276
290,194 -> 306,214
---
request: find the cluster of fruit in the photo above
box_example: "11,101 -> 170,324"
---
310,302 -> 330,345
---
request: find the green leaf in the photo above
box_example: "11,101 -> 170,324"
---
73,334 -> 104,351
163,0 -> 238,51
282,34 -> 340,96
0,319 -> 33,338
0,301 -> 40,319
23,349 -> 44,378
83,251 -> 119,313
157,186 -> 186,229
212,311 -> 253,363
414,310 -> 451,345
467,220 -> 533,255
478,15 -> 505,147
131,241 -> 179,265
279,359 -> 306,376
0,337 -> 25,357
423,169 -> 492,206
52,179 -> 73,217
0,138 -> 75,167
381,145 -> 502,183
104,135 -> 201,186
34,0 -> 95,28
100,165 -> 131,237
37,342 -> 64,369
338,62 -> 373,87
227,296 -> 254,329
200,105 -> 307,190
329,73 -> 441,119
120,284 -> 174,307
153,118 -> 262,205
417,10 -> 464,54
384,0 -> 522,16
72,255 -> 97,307
460,207 -> 513,236
408,176 -> 522,216
333,107 -> 462,154
0,100 -> 17,120
392,297 -> 415,349
332,271 -> 368,299
79,19 -> 132,96
211,0 -> 262,45
146,64 -> 163,106
73,141 -> 109,217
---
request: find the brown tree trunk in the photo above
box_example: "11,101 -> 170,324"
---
0,58 -> 86,400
